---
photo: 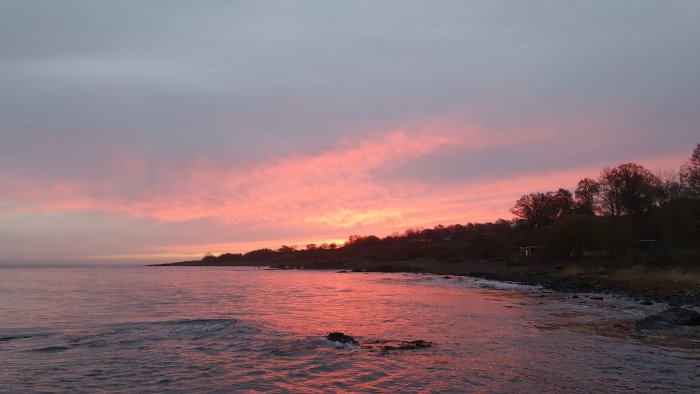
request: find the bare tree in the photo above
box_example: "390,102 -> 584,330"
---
511,189 -> 573,227
655,170 -> 683,206
574,178 -> 600,212
680,144 -> 700,196
598,163 -> 660,216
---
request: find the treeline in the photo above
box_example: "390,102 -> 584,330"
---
184,220 -> 519,268
509,144 -> 700,260
184,144 -> 700,267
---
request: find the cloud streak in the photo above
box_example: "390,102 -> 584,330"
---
1,128 -> 455,222
0,122 -> 557,231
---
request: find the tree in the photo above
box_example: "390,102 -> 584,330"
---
347,235 -> 380,245
655,170 -> 683,206
598,167 -> 620,216
511,193 -> 547,227
575,178 -> 600,212
654,170 -> 683,255
511,188 -> 573,227
278,245 -> 297,253
548,214 -> 598,259
598,163 -> 660,216
552,188 -> 574,210
680,144 -> 700,196
202,251 -> 217,263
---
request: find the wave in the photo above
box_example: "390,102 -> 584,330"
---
0,335 -> 26,342
0,333 -> 50,343
33,346 -> 70,353
322,338 -> 361,350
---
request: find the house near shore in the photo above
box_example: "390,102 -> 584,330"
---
519,246 -> 547,260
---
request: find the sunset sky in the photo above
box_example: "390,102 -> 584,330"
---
2,1 -> 699,263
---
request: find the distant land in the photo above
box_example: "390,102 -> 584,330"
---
157,147 -> 700,306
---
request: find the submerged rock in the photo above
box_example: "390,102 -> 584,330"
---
365,339 -> 434,351
326,332 -> 359,346
636,307 -> 700,330
393,340 -> 432,350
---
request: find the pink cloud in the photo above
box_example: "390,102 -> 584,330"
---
1,128 -> 465,224
1,121 -> 689,259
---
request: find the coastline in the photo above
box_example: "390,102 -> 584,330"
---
152,258 -> 700,307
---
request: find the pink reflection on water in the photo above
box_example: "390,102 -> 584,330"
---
1,267 -> 696,393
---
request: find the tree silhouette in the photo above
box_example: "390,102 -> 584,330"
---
598,163 -> 660,216
680,144 -> 700,196
511,188 -> 573,227
575,178 -> 600,212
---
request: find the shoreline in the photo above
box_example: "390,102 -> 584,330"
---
152,258 -> 700,307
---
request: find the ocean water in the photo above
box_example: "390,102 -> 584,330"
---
0,266 -> 698,393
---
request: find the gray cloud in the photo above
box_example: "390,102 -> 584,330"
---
4,2 -> 699,147
1,0 -> 699,261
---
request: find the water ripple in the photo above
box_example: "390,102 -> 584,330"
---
0,267 -> 698,392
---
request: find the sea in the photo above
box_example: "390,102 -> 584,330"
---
0,266 -> 698,393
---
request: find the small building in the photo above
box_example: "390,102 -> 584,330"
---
519,246 -> 547,259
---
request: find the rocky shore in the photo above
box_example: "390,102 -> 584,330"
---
155,257 -> 700,307
464,269 -> 700,307
300,258 -> 700,307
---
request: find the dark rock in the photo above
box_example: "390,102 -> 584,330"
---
398,340 -> 432,349
364,339 -> 390,344
362,338 -> 435,351
336,270 -> 349,273
571,295 -> 579,299
589,296 -> 604,300
640,300 -> 653,306
636,307 -> 700,330
326,332 -> 359,346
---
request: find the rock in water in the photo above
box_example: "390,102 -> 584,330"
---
397,340 -> 432,350
636,307 -> 700,330
327,332 -> 359,346
373,339 -> 434,351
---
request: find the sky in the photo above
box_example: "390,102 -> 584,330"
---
1,1 -> 699,264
